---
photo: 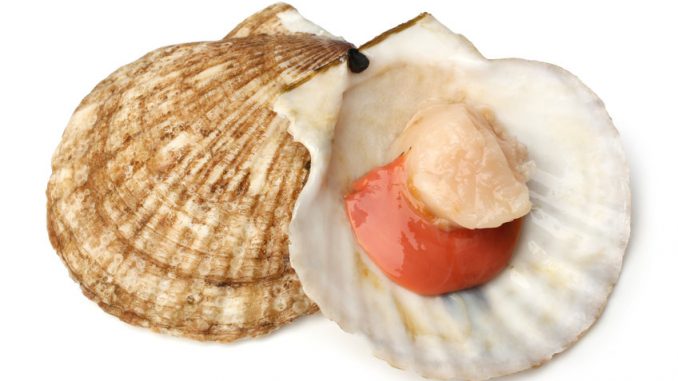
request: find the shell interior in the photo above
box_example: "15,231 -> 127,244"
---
276,14 -> 630,380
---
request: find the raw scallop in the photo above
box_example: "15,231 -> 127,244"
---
276,13 -> 630,380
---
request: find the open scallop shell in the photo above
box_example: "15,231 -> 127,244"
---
276,14 -> 630,380
47,3 -> 351,341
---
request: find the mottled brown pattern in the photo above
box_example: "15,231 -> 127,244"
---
47,3 -> 351,342
225,3 -> 296,39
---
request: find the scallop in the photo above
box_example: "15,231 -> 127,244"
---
47,3 -> 351,341
276,13 -> 630,380
390,102 -> 533,229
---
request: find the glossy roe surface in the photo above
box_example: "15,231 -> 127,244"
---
344,155 -> 523,295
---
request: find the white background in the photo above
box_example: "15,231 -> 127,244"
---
1,0 -> 676,380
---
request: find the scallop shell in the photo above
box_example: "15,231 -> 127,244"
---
46,3 -> 351,341
277,14 -> 630,380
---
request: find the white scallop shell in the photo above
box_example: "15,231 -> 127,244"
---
276,14 -> 630,380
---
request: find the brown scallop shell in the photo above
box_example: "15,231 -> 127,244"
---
46,3 -> 351,342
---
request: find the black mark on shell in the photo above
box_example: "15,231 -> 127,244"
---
347,48 -> 369,73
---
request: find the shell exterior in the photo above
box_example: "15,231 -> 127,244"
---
47,3 -> 351,341
277,14 -> 630,380
226,2 -> 333,39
